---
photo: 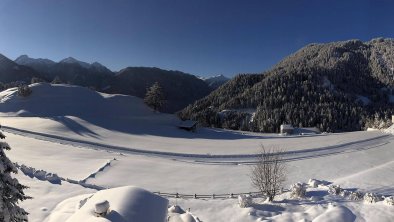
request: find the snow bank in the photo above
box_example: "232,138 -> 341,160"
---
16,163 -> 62,184
307,178 -> 328,188
383,124 -> 394,135
167,205 -> 201,222
168,205 -> 185,214
66,186 -> 168,222
94,200 -> 110,216
313,205 -> 356,222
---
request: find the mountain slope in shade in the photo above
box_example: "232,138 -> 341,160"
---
179,38 -> 394,133
15,55 -> 114,90
11,54 -> 215,113
15,55 -> 56,75
59,57 -> 91,69
15,55 -> 55,67
0,54 -> 42,83
108,67 -> 212,113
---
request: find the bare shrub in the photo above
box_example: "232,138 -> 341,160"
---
290,182 -> 306,199
384,196 -> 394,206
363,193 -> 383,204
348,191 -> 364,201
250,146 -> 286,201
328,185 -> 342,195
238,194 -> 253,208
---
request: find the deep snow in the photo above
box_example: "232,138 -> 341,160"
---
0,83 -> 393,221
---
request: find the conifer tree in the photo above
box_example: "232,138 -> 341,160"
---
0,127 -> 29,222
144,82 -> 165,112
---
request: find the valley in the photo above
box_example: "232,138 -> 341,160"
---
0,83 -> 393,221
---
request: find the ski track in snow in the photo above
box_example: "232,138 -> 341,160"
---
2,125 -> 392,165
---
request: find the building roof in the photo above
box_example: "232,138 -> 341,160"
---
177,120 -> 198,128
280,124 -> 294,130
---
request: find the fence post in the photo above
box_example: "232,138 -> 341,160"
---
194,194 -> 197,199
212,194 -> 215,199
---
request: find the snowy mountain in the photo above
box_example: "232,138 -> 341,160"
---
8,54 -> 215,113
59,57 -> 91,69
200,74 -> 230,89
0,54 -> 42,83
15,55 -> 56,67
180,38 -> 394,133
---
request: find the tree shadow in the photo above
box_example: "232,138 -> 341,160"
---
50,116 -> 100,138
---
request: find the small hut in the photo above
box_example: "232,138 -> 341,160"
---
280,124 -> 294,135
177,120 -> 198,132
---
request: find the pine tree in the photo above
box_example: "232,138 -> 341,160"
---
144,82 -> 165,112
0,127 -> 30,222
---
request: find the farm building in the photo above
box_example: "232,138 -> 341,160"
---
280,124 -> 294,134
177,120 -> 198,132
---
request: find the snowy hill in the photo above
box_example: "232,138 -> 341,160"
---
0,83 -> 155,118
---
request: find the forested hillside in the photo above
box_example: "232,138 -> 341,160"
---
179,38 -> 394,133
108,67 -> 212,113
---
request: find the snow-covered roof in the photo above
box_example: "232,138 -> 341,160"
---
280,124 -> 294,130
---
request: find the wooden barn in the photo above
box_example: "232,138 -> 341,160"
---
177,120 -> 198,132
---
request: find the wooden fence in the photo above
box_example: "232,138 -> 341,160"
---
153,191 -> 263,199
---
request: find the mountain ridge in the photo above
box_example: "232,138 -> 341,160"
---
179,38 -> 394,133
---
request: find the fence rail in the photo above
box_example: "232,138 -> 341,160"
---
154,188 -> 291,200
154,191 -> 263,199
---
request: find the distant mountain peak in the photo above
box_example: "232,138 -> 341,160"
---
90,61 -> 112,73
15,55 -> 55,66
198,74 -> 230,89
59,57 -> 90,68
91,61 -> 103,66
17,54 -> 29,60
202,74 -> 229,81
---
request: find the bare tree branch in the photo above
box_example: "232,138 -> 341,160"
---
250,145 -> 286,201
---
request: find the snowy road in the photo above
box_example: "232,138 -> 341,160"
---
3,125 -> 392,165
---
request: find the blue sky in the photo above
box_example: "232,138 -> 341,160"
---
0,0 -> 393,77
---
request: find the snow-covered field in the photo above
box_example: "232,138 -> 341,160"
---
1,83 -> 394,221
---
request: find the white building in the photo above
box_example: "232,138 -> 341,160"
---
280,124 -> 294,134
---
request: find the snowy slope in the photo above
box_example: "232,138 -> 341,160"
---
0,83 -> 160,118
1,83 -> 394,222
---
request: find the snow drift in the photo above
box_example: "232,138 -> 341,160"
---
65,186 -> 168,222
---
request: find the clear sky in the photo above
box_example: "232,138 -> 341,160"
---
0,0 -> 393,77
